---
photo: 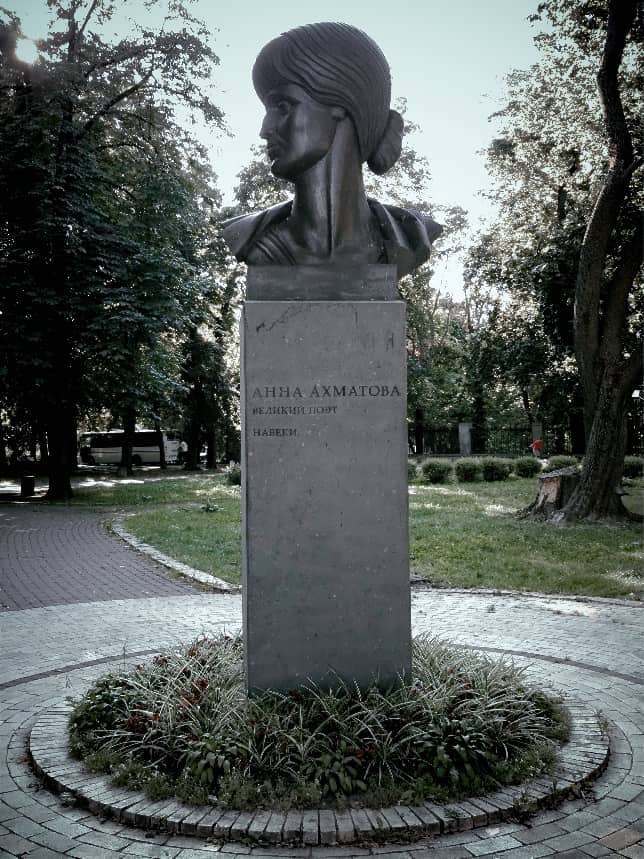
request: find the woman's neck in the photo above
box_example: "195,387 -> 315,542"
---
288,121 -> 374,263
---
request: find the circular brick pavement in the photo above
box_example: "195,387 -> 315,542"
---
0,504 -> 642,856
28,698 -> 609,847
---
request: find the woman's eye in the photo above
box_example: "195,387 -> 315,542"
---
276,100 -> 291,115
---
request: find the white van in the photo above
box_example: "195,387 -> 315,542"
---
79,430 -> 181,466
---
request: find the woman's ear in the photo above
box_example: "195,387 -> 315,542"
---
330,106 -> 347,120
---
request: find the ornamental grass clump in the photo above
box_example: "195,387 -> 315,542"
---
68,634 -> 569,810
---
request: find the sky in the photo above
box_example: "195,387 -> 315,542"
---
13,0 -> 544,294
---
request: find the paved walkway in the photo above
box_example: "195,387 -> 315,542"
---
0,504 -> 642,857
0,508 -> 200,611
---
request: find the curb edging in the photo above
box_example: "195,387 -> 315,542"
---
111,516 -> 241,593
30,699 -> 609,847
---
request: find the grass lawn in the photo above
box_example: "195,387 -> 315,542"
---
408,479 -> 643,598
67,470 -> 228,506
124,487 -> 242,585
53,470 -> 643,598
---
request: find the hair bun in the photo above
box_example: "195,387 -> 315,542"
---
367,109 -> 404,175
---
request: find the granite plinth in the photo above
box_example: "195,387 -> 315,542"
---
246,265 -> 399,301
241,278 -> 411,693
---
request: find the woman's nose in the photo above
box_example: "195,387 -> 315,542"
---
259,111 -> 275,139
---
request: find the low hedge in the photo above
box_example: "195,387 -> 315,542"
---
420,458 -> 453,484
481,457 -> 513,481
513,456 -> 543,478
454,458 -> 482,482
623,456 -> 644,478
545,455 -> 579,472
408,461 -> 419,483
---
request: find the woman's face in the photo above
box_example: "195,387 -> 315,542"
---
259,84 -> 343,180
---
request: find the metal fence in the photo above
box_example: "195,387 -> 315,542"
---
409,424 -> 574,457
410,418 -> 643,458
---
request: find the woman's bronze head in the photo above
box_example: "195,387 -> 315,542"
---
252,22 -> 403,175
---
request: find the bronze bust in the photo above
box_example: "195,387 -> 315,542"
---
222,22 -> 441,280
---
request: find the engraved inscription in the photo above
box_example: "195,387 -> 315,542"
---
248,380 -> 402,440
252,428 -> 297,437
251,383 -> 401,399
252,405 -> 338,415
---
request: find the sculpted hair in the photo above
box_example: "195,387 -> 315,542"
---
253,22 -> 403,174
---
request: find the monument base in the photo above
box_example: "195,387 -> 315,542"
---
241,284 -> 411,693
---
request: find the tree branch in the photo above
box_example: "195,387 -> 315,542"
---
83,44 -> 150,80
77,0 -> 99,39
82,71 -> 154,134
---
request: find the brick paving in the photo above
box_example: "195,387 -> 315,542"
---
0,503 -> 642,856
0,507 -> 199,611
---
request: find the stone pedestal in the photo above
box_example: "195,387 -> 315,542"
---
458,422 -> 472,456
240,274 -> 411,693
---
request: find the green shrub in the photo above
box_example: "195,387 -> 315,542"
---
420,459 -> 453,484
408,461 -> 418,483
545,455 -> 578,472
454,458 -> 482,482
481,457 -> 513,481
68,634 -> 569,810
226,463 -> 241,485
623,456 -> 644,478
513,457 -> 542,478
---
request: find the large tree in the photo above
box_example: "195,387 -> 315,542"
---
564,0 -> 642,520
0,0 -> 224,497
475,0 -> 642,520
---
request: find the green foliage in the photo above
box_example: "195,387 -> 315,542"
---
68,673 -> 136,738
623,456 -> 644,479
454,458 -> 483,482
513,457 -> 543,478
69,634 -> 568,809
0,1 -> 232,496
226,463 -> 242,486
481,458 -> 513,482
545,456 -> 579,472
420,459 -> 453,484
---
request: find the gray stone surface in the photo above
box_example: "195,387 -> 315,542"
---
246,266 -> 399,301
240,296 -> 411,692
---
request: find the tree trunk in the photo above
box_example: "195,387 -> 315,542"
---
414,408 -> 425,455
569,409 -> 586,456
471,391 -> 487,454
556,374 -> 639,522
38,431 -> 49,467
0,424 -> 8,474
46,403 -> 75,499
183,412 -> 202,471
154,420 -> 167,470
120,408 -> 135,475
205,426 -> 217,468
224,426 -> 241,464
